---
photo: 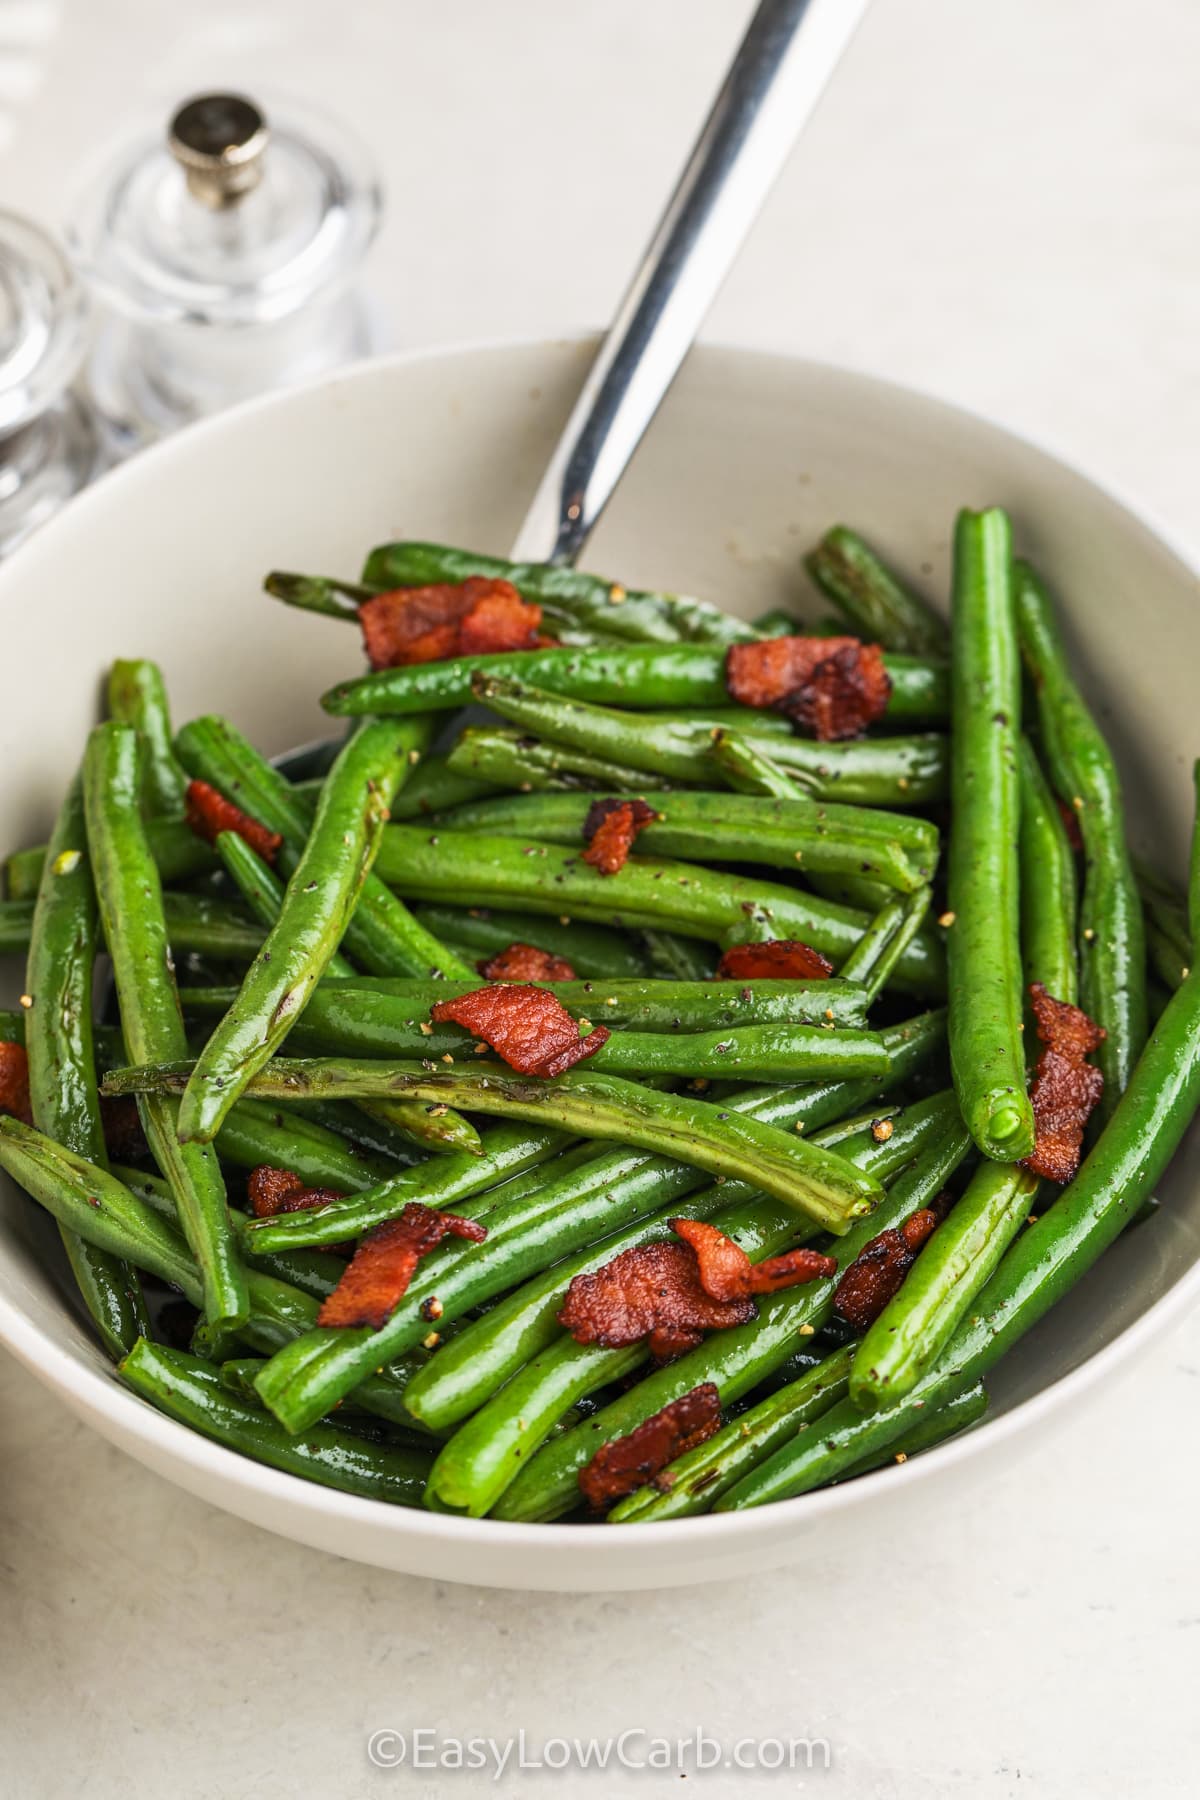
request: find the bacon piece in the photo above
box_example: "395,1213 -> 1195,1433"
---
558,1240 -> 755,1361
246,1165 -> 344,1220
358,577 -> 548,670
581,797 -> 660,875
185,780 -> 283,865
0,1041 -> 32,1125
714,940 -> 834,981
317,1203 -> 488,1329
725,636 -> 891,740
478,942 -> 577,982
1021,982 -> 1106,1184
671,1218 -> 836,1300
832,1194 -> 952,1331
1057,798 -> 1084,853
430,984 -> 609,1078
578,1383 -> 722,1511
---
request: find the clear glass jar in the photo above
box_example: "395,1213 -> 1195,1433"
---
67,91 -> 384,456
0,211 -> 98,556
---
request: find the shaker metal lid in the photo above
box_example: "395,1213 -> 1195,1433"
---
168,94 -> 270,208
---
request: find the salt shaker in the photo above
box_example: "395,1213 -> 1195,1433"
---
67,91 -> 383,455
0,211 -> 97,556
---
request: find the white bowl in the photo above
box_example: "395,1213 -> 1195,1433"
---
3,338 -> 1199,1591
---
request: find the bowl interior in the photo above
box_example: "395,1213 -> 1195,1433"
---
2,337 -> 1199,1581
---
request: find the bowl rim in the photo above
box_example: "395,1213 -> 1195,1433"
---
2,330 -> 1198,1565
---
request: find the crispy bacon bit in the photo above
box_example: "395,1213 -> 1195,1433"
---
1021,982 -> 1106,1184
671,1218 -> 836,1300
0,1041 -> 32,1124
725,636 -> 891,740
430,984 -> 609,1078
581,797 -> 660,875
714,940 -> 834,982
317,1203 -> 487,1329
1057,798 -> 1084,852
558,1240 -> 756,1361
358,577 -> 549,670
185,780 -> 283,865
578,1383 -> 722,1511
832,1194 -> 953,1331
478,942 -> 577,982
246,1165 -> 344,1220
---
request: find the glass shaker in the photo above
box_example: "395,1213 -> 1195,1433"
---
0,211 -> 97,556
67,92 -> 383,456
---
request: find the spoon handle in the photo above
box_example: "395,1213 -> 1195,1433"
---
509,0 -> 871,568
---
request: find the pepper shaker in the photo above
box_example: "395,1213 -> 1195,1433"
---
0,210 -> 98,556
67,91 -> 383,456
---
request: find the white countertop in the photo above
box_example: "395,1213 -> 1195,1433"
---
3,1 -> 1199,1794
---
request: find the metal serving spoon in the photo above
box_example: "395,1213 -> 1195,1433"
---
510,0 -> 872,570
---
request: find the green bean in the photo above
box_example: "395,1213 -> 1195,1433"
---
753,607 -> 802,637
850,1160 -> 1039,1410
424,1103 -> 946,1518
1018,736 -> 1078,1003
717,933 -> 1200,1508
215,1353 -> 440,1452
0,1114 -> 214,1298
487,1105 -> 970,1521
0,1115 -> 424,1426
177,720 -> 438,1146
1147,922 -> 1189,994
241,1092 -> 943,1445
212,1096 -> 400,1190
1016,560 -> 1147,1120
174,715 -> 472,980
440,789 -> 934,893
696,738 -> 905,913
839,887 -> 933,1007
120,1340 -> 431,1505
446,727 -> 678,797
836,1381 -> 988,1480
24,777 -> 148,1359
213,831 -> 352,971
107,658 -> 189,816
1137,862 -> 1190,970
263,569 -> 375,619
443,786 -> 940,869
410,902 -> 648,980
322,639 -> 948,726
388,754 -> 502,820
209,829 -> 478,1157
946,509 -> 1034,1161
243,1122 -> 569,1252
5,816 -> 216,903
804,526 -> 949,657
183,973 -> 869,1035
84,723 -> 247,1327
108,1053 -> 885,1231
361,540 -> 760,646
609,1345 -> 856,1522
113,1160 -> 354,1306
3,888 -> 261,960
373,825 -> 945,995
456,673 -> 947,806
636,929 -> 716,981
708,729 -> 811,798
402,1013 -> 948,1432
3,846 -> 49,903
